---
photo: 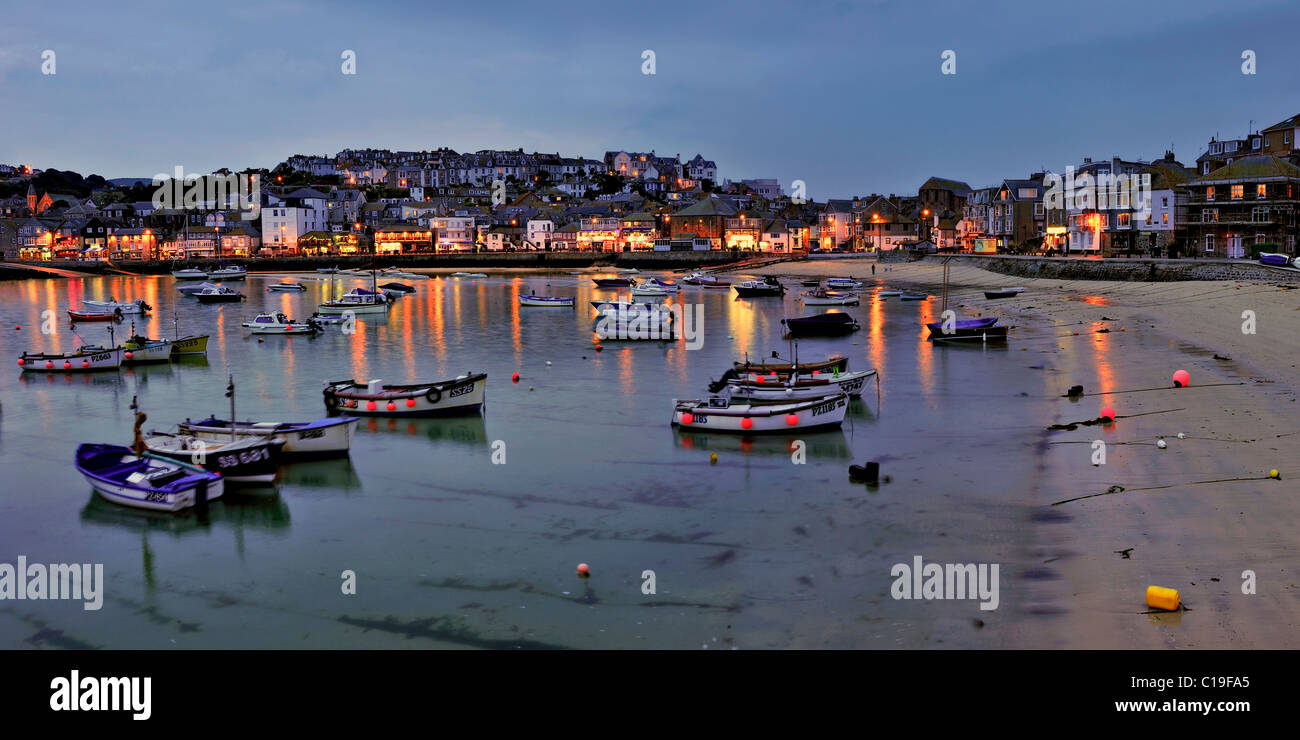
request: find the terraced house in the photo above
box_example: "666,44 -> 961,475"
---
1177,155 -> 1300,258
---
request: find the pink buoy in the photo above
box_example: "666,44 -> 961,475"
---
1172,369 -> 1190,388
63,361 -> 71,370
786,413 -> 798,426
365,401 -> 377,411
741,417 -> 753,430
16,358 -> 24,366
680,412 -> 693,425
1100,406 -> 1116,422
45,360 -> 53,369
81,360 -> 90,368
576,563 -> 590,576
386,402 -> 396,411
124,351 -> 133,359
405,398 -> 416,408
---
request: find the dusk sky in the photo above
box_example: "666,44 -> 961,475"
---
2,0 -> 1297,199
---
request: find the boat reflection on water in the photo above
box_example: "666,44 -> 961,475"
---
171,354 -> 210,368
672,428 -> 852,459
353,414 -> 489,447
79,490 -> 290,535
18,371 -> 125,388
845,397 -> 878,421
277,457 -> 363,493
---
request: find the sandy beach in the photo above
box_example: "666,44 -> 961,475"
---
748,258 -> 1300,647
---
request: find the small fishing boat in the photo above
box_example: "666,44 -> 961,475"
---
729,355 -> 848,375
826,278 -> 863,289
268,283 -> 307,292
631,282 -> 667,296
782,313 -> 860,337
672,393 -> 849,433
122,334 -> 174,364
83,298 -> 151,314
899,292 -> 929,301
307,312 -> 347,325
800,278 -> 822,287
925,314 -> 993,331
378,282 -> 417,294
983,287 -> 1026,299
451,271 -> 488,278
619,268 -> 640,274
646,278 -> 679,292
75,443 -> 224,512
172,267 -> 208,280
195,286 -> 244,303
519,293 -> 575,307
143,433 -> 285,484
242,312 -> 321,335
209,265 -> 247,281
318,288 -> 390,315
733,277 -> 785,297
726,368 -> 877,401
593,277 -> 637,288
592,304 -> 677,340
177,281 -> 220,296
18,345 -> 123,372
929,326 -> 1009,344
170,335 -> 209,356
323,373 -> 488,416
67,308 -> 123,322
176,416 -> 358,457
393,272 -> 429,280
681,272 -> 730,287
801,289 -> 858,306
1259,253 -> 1291,267
590,300 -> 667,311
876,290 -> 903,297
316,266 -> 340,274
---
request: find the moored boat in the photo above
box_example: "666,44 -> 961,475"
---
172,267 -> 209,280
876,289 -> 903,297
593,277 -> 636,288
826,278 -> 863,289
19,345 -> 122,372
241,312 -> 321,334
177,281 -> 221,296
983,287 -> 1025,299
646,278 -> 679,292
731,355 -> 848,375
726,368 -> 877,400
671,393 -> 849,433
122,334 -> 174,364
782,312 -> 860,337
323,373 -> 488,416
631,283 -> 668,296
75,443 -> 224,512
83,298 -> 151,314
143,432 -> 285,484
318,288 -> 390,315
209,265 -> 247,281
67,308 -> 123,322
733,277 -> 785,297
316,266 -> 339,274
899,292 -> 929,301
378,282 -> 417,294
195,286 -> 244,303
170,335 -> 209,356
801,289 -> 858,306
450,271 -> 488,278
801,278 -> 822,287
519,293 -> 575,307
929,325 -> 1009,344
924,317 -> 999,335
681,271 -> 729,286
176,416 -> 358,457
268,282 -> 307,292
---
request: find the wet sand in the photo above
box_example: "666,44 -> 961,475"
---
757,259 -> 1300,648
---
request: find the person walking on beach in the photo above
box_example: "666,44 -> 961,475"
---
872,264 -> 876,275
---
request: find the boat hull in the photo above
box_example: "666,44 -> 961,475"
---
672,394 -> 848,433
929,326 -> 1009,344
123,341 -> 174,364
144,434 -> 285,484
20,346 -> 122,372
317,301 -> 388,315
67,310 -> 122,322
731,356 -> 848,374
170,335 -> 209,355
176,417 -> 358,457
172,270 -> 209,280
727,369 -> 876,400
519,295 -> 575,307
75,444 -> 224,512
782,314 -> 860,337
323,374 -> 487,417
268,284 -> 307,292
195,292 -> 243,303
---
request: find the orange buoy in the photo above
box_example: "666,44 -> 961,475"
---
577,563 -> 590,576
1146,586 -> 1180,611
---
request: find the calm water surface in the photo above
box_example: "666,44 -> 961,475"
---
0,271 -> 1138,648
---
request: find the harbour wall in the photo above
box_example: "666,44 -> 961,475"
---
917,254 -> 1300,283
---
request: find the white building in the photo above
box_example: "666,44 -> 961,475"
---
526,218 -> 554,249
261,188 -> 328,253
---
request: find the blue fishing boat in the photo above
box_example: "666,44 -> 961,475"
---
75,443 -> 224,512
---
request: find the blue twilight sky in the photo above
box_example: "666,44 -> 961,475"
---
1,0 -> 1296,200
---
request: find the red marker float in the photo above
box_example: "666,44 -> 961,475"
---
1172,369 -> 1190,387
786,413 -> 798,426
680,412 -> 693,425
366,401 -> 377,411
406,398 -> 416,408
1100,406 -> 1116,422
741,417 -> 753,430
386,402 -> 396,411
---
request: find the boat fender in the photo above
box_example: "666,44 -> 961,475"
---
425,386 -> 442,404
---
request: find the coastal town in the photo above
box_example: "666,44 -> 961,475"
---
2,110 -> 1298,265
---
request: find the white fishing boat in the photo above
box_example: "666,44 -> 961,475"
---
726,368 -> 877,401
143,433 -> 285,484
18,345 -> 123,372
618,268 -> 640,274
316,266 -> 340,274
209,265 -> 247,281
242,312 -> 321,334
900,292 -> 929,301
83,298 -> 151,314
450,271 -> 488,278
631,283 -> 668,296
801,289 -> 858,306
172,268 -> 208,280
876,290 -> 903,297
323,373 -> 488,416
826,278 -> 863,289
645,278 -> 679,292
671,393 -> 849,433
318,288 -> 390,315
75,443 -> 224,512
122,333 -> 174,364
268,282 -> 307,292
519,294 -> 575,307
176,416 -> 358,457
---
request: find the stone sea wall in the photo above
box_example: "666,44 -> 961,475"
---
919,254 -> 1300,283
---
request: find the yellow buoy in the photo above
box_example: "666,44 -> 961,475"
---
1146,585 -> 1180,611
709,453 -> 718,464
1269,469 -> 1280,479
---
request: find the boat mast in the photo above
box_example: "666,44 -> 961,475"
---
226,374 -> 236,444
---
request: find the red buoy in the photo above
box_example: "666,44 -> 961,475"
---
680,412 -> 693,425
755,375 -> 765,383
741,417 -> 753,430
512,372 -> 520,383
405,398 -> 416,408
81,360 -> 90,368
786,413 -> 798,426
366,401 -> 377,411
577,563 -> 590,576
124,351 -> 134,359
386,401 -> 396,411
1172,369 -> 1190,387
595,345 -> 603,352
1100,406 -> 1116,422
45,360 -> 53,369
